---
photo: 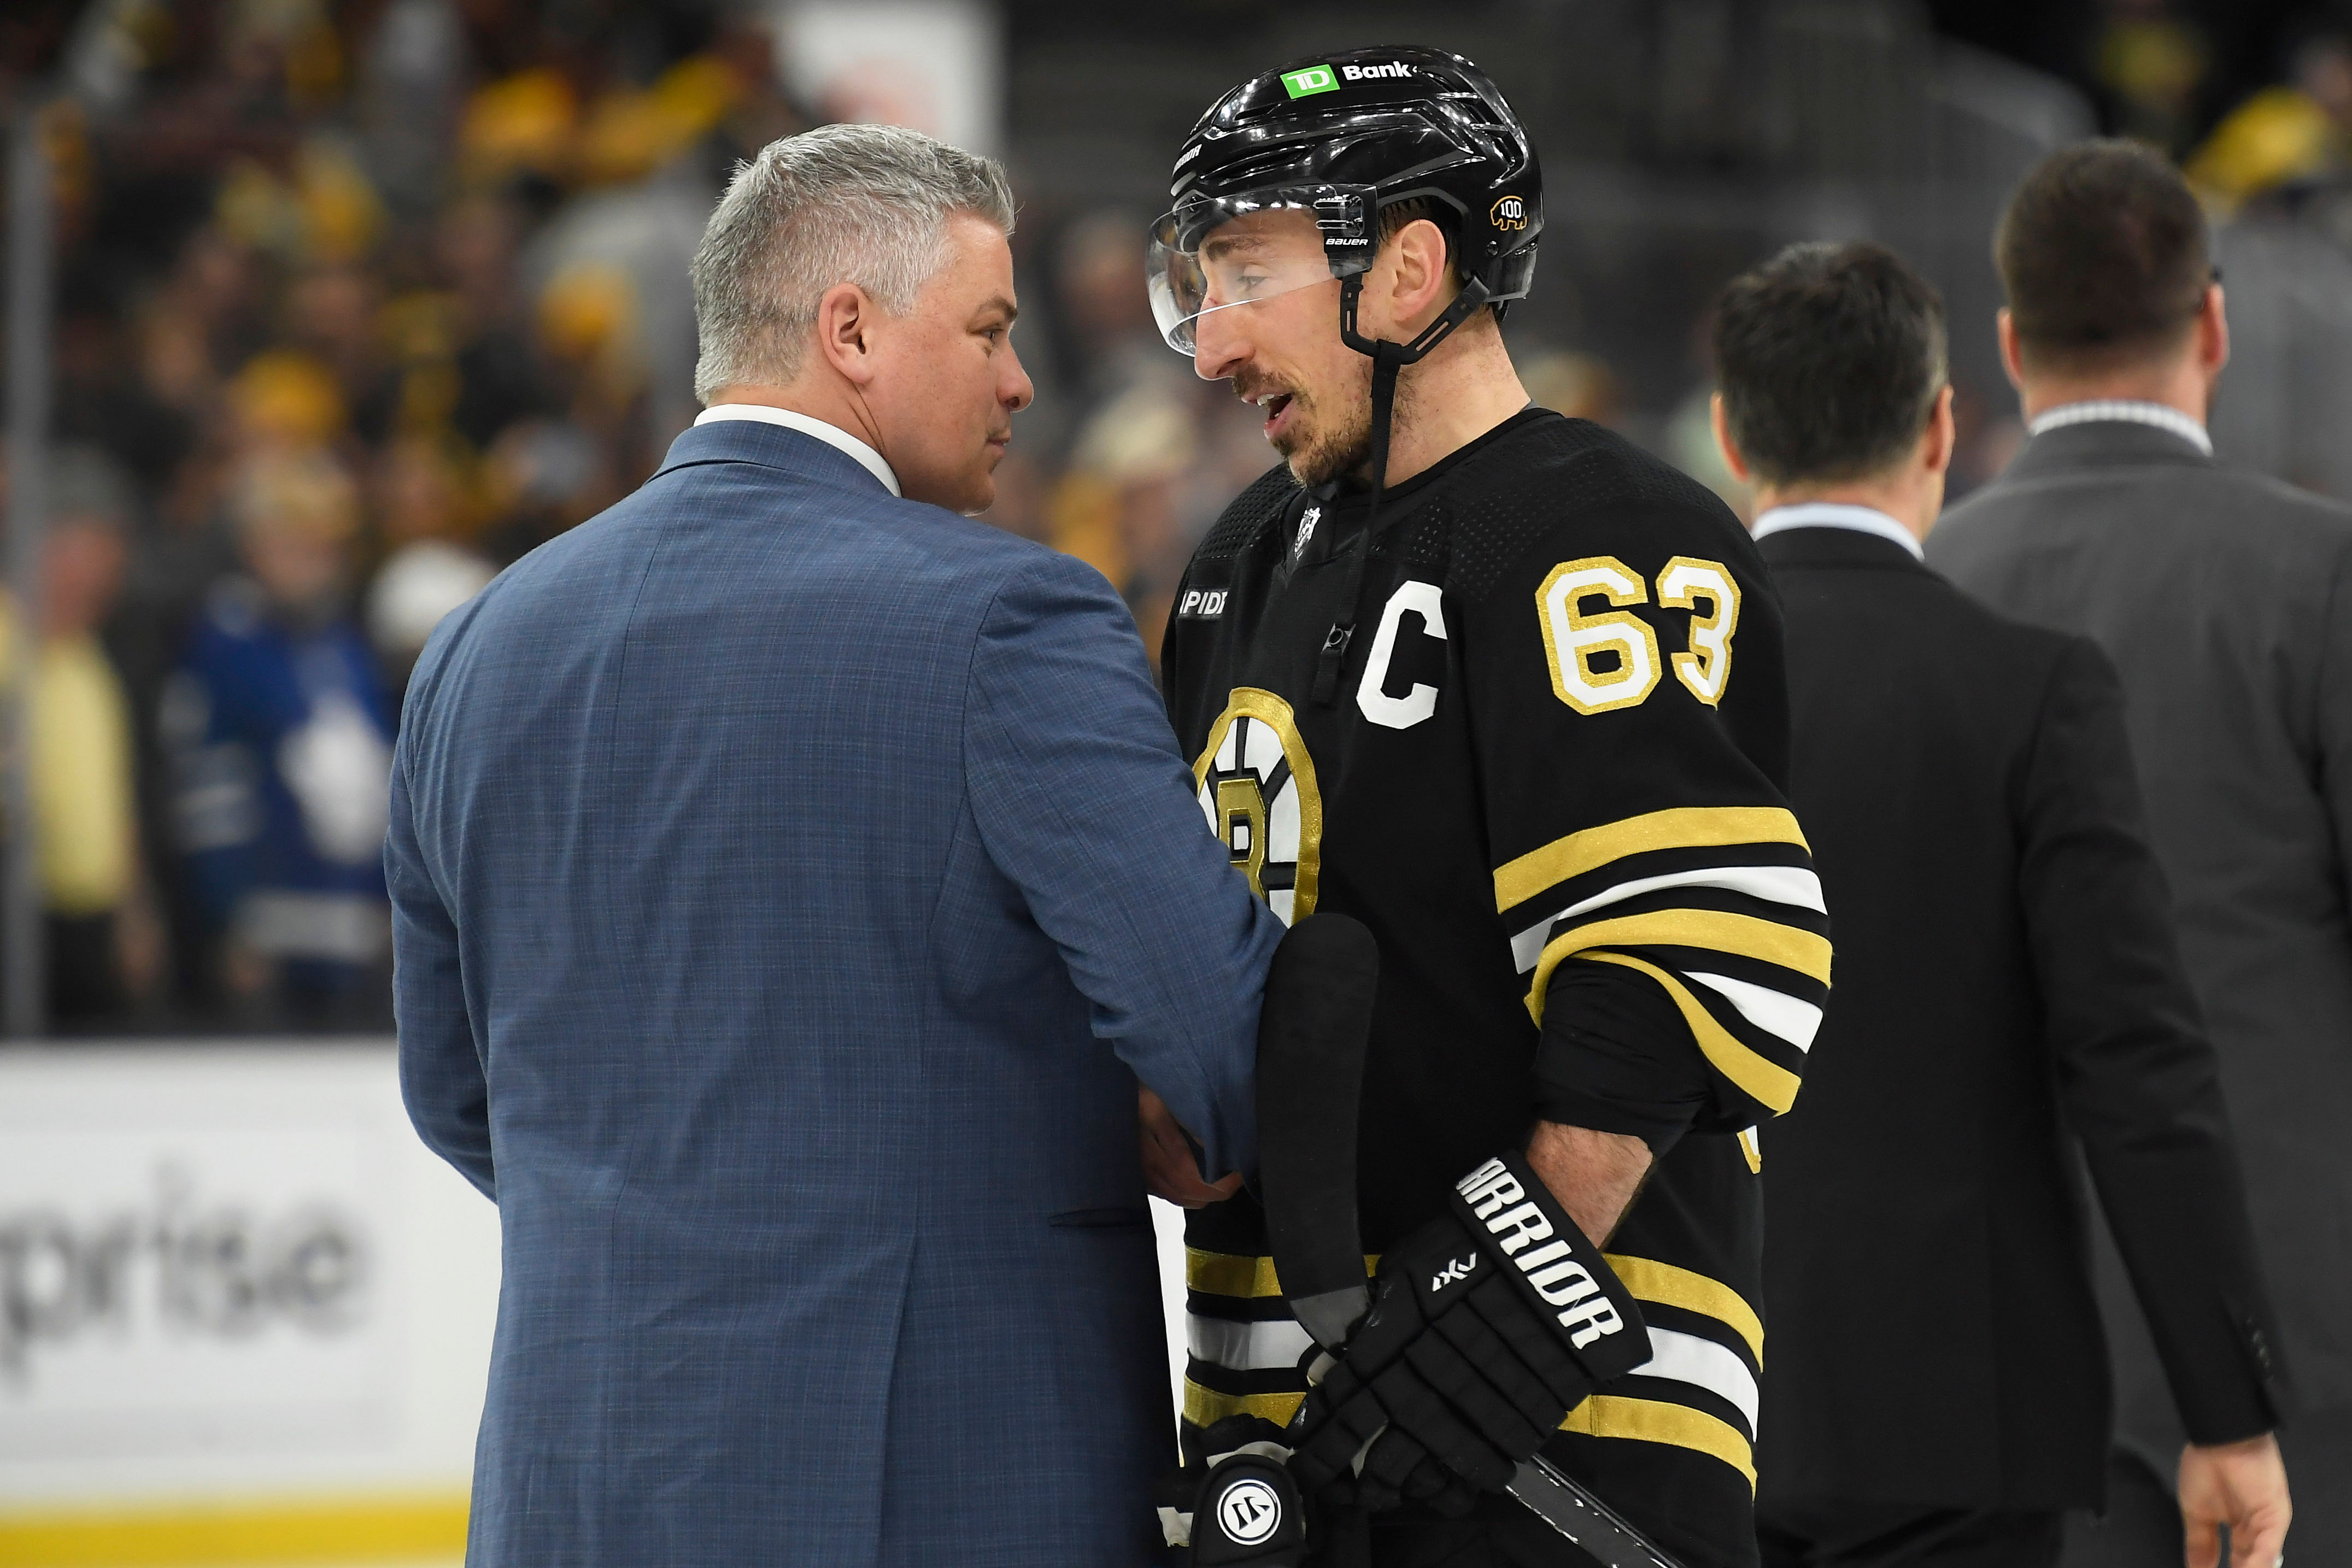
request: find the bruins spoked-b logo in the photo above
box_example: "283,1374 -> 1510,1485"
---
1491,193 -> 1528,231
1194,688 -> 1323,926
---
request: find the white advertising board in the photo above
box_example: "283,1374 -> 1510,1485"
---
0,1044 -> 498,1566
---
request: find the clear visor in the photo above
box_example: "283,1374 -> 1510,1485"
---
1147,187 -> 1370,355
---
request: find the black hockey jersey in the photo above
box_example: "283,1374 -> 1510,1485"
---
1162,410 -> 1828,1558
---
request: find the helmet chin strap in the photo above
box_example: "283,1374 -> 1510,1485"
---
1310,273 -> 1494,706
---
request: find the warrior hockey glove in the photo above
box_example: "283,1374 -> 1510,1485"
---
1186,1450 -> 1310,1567
1288,1152 -> 1651,1515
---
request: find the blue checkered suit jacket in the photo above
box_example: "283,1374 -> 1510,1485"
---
390,419 -> 1283,1566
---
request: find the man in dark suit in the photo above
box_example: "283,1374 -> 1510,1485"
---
389,125 -> 1284,1566
1932,140 -> 2352,1565
1706,240 -> 2291,1567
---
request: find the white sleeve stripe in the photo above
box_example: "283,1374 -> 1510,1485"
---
1508,865 -> 1827,973
1630,1326 -> 1760,1434
1193,1309 -> 1763,1435
1188,1313 -> 1315,1373
1685,970 -> 1823,1053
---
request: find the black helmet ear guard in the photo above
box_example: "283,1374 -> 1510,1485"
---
1153,46 -> 1542,705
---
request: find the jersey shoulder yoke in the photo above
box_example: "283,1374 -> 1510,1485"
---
1198,462 -> 1301,563
1446,415 -> 1746,602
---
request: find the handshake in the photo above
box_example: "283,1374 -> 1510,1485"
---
1162,916 -> 1668,1568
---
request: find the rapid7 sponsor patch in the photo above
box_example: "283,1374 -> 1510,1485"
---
1179,587 -> 1230,620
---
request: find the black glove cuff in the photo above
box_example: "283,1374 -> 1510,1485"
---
1189,1452 -> 1307,1566
1448,1152 -> 1650,1384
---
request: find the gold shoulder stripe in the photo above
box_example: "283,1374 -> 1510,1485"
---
1186,1248 -> 1380,1299
1527,909 -> 1832,1003
1576,952 -> 1802,1114
1183,1381 -> 1306,1431
1558,1395 -> 1756,1488
1493,806 -> 1810,914
1603,1254 -> 1764,1363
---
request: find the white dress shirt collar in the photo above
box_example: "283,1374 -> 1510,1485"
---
695,403 -> 901,496
1751,501 -> 1925,562
2026,398 -> 2213,457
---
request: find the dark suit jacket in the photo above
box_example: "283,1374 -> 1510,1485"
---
1756,524 -> 2283,1511
389,420 -> 1286,1567
1932,422 -> 2352,1449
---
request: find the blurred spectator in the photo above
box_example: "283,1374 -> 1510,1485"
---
2090,0 -> 2211,155
54,286 -> 195,490
1051,386 -> 1194,594
366,434 -> 497,693
1051,209 -> 1170,413
1519,348 -> 1626,426
281,263 -> 396,442
163,449 -> 393,1030
435,193 -> 548,449
5,449 -> 160,1027
2188,23 -> 2352,209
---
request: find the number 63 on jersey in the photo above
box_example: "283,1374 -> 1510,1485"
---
1536,555 -> 1740,715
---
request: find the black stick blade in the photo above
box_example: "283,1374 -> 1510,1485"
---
1255,912 -> 1380,1350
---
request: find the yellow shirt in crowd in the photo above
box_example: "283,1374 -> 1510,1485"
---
0,604 -> 137,917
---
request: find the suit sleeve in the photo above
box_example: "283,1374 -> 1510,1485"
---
963,550 -> 1286,1180
2021,636 -> 2288,1443
1464,505 -> 1830,1143
388,715 -> 495,1202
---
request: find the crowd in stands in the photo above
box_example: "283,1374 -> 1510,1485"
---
1,0 -> 2347,1036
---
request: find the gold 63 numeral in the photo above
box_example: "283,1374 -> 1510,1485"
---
1535,556 -> 1740,715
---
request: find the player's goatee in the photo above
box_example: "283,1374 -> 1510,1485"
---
1277,367 -> 1375,488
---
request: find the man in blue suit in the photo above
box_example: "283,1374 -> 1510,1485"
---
389,124 -> 1284,1566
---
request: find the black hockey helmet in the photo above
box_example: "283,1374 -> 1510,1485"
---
1147,45 -> 1542,357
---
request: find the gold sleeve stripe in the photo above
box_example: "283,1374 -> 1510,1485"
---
1604,1254 -> 1764,1363
1576,952 -> 1802,1115
1493,806 -> 1810,914
1186,1248 -> 1381,1299
1183,1381 -> 1306,1431
1526,909 -> 1832,1011
1558,1395 -> 1756,1489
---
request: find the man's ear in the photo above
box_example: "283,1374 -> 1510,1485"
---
1996,308 -> 2026,395
1380,218 -> 1454,335
1921,383 -> 1957,478
2199,282 -> 2230,379
814,282 -> 881,388
1710,392 -> 1752,484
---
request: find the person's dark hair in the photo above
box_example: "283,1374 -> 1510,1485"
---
1711,240 -> 1947,487
1995,139 -> 2210,373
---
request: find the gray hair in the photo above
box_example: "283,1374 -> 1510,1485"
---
690,124 -> 1016,402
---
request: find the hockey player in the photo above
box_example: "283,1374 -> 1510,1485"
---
1147,49 -> 1828,1567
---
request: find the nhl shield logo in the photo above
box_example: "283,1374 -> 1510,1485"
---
1194,688 -> 1324,926
1491,194 -> 1528,232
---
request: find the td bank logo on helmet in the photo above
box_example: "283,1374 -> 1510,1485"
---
1281,61 -> 1413,98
